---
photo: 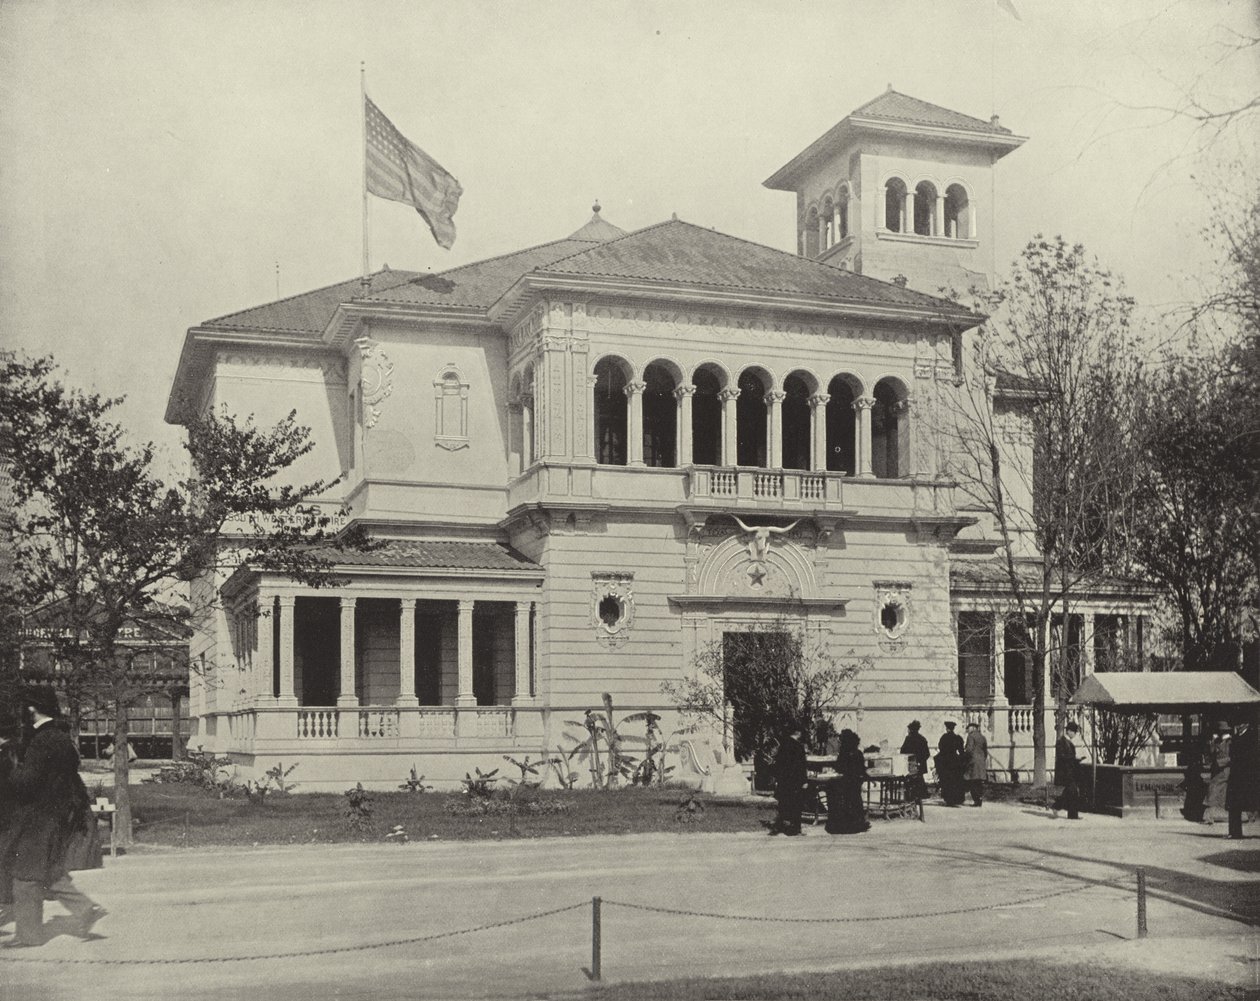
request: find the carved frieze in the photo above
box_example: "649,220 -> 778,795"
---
591,571 -> 635,648
354,337 -> 394,430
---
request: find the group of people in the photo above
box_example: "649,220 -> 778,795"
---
769,725 -> 871,836
930,721 -> 989,807
1181,722 -> 1258,838
1,685 -> 108,947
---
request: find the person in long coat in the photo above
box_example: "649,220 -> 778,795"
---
770,725 -> 808,836
963,722 -> 989,807
1205,724 -> 1232,825
1225,722 -> 1257,839
0,724 -> 19,930
1052,721 -> 1084,820
899,721 -> 930,802
5,686 -> 107,947
935,722 -> 965,806
826,729 -> 870,834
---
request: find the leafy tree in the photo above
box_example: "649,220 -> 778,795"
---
662,620 -> 867,785
0,355 -> 364,844
940,236 -> 1141,786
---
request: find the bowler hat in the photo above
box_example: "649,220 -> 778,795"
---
944,721 -> 956,730
23,684 -> 62,719
1065,722 -> 1080,733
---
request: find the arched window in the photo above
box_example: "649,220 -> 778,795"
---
593,357 -> 629,466
691,367 -> 722,465
736,369 -> 769,468
804,208 -> 820,257
642,362 -> 677,468
433,365 -> 469,450
825,376 -> 856,474
837,185 -> 850,241
872,378 -> 909,478
821,197 -> 834,250
884,178 -> 907,232
914,181 -> 938,237
944,184 -> 970,239
781,374 -> 812,471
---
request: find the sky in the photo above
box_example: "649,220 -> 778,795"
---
1,0 -> 1256,468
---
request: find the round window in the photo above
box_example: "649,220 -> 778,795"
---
598,595 -> 624,629
880,600 -> 907,637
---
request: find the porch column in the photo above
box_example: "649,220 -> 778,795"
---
397,599 -> 418,707
993,613 -> 1009,705
765,390 -> 785,468
456,599 -> 476,706
337,597 -> 359,707
854,396 -> 875,478
277,595 -> 297,707
512,600 -> 533,706
935,194 -> 946,238
1081,612 -> 1095,677
626,380 -> 646,466
809,393 -> 830,470
903,189 -> 914,235
520,394 -> 534,468
719,388 -> 740,466
255,595 -> 275,705
675,384 -> 695,466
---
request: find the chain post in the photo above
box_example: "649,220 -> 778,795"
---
591,896 -> 602,980
1136,867 -> 1148,938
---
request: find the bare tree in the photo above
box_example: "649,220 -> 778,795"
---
939,236 -> 1142,786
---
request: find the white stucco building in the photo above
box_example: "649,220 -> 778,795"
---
167,90 -> 1155,789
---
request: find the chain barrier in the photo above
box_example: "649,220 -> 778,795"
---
603,876 -> 1131,924
0,901 -> 589,966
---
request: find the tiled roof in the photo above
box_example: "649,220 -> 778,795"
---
195,220 -> 975,336
535,220 -> 971,313
319,540 -> 540,573
851,90 -> 1012,135
949,560 -> 1157,596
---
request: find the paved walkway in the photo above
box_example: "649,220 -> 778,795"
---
1,803 -> 1256,1000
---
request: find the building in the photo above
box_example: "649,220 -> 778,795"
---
167,90 -> 1155,790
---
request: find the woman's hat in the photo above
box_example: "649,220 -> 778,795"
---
907,720 -> 921,731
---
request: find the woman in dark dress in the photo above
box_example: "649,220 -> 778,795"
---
826,729 -> 870,834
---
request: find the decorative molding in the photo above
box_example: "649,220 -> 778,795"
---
873,580 -> 913,640
591,571 -> 635,648
355,337 -> 394,429
433,363 -> 470,451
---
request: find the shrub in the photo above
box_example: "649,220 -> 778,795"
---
399,765 -> 433,793
343,782 -> 375,832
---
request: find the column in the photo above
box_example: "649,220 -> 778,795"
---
625,380 -> 646,466
256,595 -> 275,705
903,189 -> 914,235
507,403 -> 523,475
397,599 -> 418,707
719,387 -> 740,466
854,396 -> 875,478
833,202 -> 843,241
456,599 -> 476,707
1137,615 -> 1147,669
675,384 -> 695,466
1081,612 -> 1095,677
765,390 -> 785,468
935,194 -> 945,238
968,202 -> 977,241
895,397 -> 914,477
993,613 -> 1008,704
512,600 -> 533,706
809,393 -> 830,470
520,394 -> 534,468
277,595 -> 297,707
337,597 -> 358,707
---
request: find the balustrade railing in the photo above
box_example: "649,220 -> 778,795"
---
801,474 -> 826,501
752,472 -> 783,498
416,709 -> 456,738
469,708 -> 513,738
711,470 -> 737,497
297,709 -> 338,739
358,709 -> 400,738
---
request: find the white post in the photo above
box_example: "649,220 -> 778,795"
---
903,190 -> 914,235
277,595 -> 297,707
720,388 -> 740,466
809,393 -> 830,470
338,597 -> 359,707
397,599 -> 418,707
854,396 -> 875,478
255,595 -> 275,705
675,384 -> 695,466
456,599 -> 476,706
512,600 -> 533,705
625,380 -> 646,466
935,194 -> 945,238
766,390 -> 785,468
1082,612 -> 1096,677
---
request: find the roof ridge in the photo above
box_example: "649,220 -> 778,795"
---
541,218 -> 971,313
203,268 -> 419,327
528,218 -> 677,271
851,88 -> 999,131
411,234 -> 604,285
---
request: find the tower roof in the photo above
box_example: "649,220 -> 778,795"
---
567,201 -> 627,242
764,88 -> 1026,191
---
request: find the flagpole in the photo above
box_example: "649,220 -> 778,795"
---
361,61 -> 370,290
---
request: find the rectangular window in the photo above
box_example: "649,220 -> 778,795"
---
957,612 -> 993,705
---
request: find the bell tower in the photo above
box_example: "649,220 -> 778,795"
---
764,88 -> 1025,294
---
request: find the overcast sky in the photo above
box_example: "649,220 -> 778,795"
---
2,0 -> 1256,467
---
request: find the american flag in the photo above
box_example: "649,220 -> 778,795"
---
365,96 -> 462,249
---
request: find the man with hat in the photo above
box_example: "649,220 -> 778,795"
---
4,685 -> 107,946
935,721 -> 965,806
1052,721 -> 1085,820
963,721 -> 989,807
899,721 -> 929,803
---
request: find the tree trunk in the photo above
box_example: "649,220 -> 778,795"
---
170,690 -> 184,760
1031,611 -> 1051,787
112,702 -> 133,848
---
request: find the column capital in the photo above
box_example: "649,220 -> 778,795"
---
519,392 -> 534,408
673,383 -> 696,400
893,397 -> 912,414
458,598 -> 476,615
718,387 -> 741,403
763,390 -> 787,406
853,396 -> 876,411
276,594 -> 297,609
808,393 -> 831,408
623,380 -> 647,398
339,596 -> 357,610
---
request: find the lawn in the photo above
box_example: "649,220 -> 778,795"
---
128,782 -> 779,847
582,960 -> 1253,1001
